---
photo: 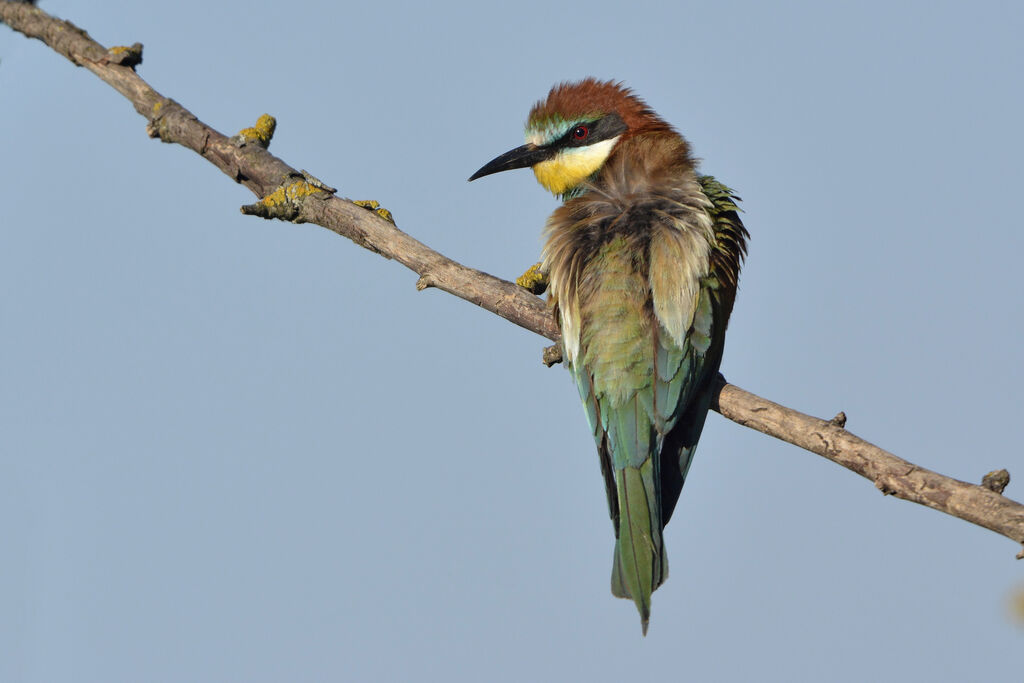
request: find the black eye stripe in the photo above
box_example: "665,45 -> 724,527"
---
554,113 -> 628,149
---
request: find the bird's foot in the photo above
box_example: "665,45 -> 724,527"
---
516,262 -> 548,294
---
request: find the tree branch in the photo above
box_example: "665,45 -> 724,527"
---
711,379 -> 1024,558
3,1 -> 1022,558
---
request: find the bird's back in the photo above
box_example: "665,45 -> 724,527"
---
542,132 -> 745,630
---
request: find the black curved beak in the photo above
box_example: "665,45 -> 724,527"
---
468,144 -> 553,181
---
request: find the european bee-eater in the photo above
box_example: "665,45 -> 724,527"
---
469,79 -> 748,634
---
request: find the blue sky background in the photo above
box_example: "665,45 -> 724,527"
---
2,1 -> 1023,680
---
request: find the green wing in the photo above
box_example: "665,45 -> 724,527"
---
657,175 -> 748,523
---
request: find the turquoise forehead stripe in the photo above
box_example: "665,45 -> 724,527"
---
525,115 -> 595,145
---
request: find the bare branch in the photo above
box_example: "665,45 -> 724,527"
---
711,378 -> 1024,551
3,1 -> 1022,556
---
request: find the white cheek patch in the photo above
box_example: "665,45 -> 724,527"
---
561,138 -> 618,168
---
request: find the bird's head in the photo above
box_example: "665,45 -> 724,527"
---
469,78 -> 673,199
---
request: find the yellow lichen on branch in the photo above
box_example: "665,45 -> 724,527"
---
236,114 -> 276,147
352,199 -> 396,225
260,179 -> 324,207
100,42 -> 142,68
241,177 -> 333,221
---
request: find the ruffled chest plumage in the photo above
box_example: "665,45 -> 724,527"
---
540,135 -> 716,376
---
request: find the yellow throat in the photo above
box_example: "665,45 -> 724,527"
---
532,137 -> 619,196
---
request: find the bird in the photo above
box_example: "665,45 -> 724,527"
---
469,79 -> 748,634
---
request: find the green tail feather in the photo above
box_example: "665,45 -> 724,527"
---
609,462 -> 668,635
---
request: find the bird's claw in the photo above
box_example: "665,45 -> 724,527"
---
516,262 -> 548,294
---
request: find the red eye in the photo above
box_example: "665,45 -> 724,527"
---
573,125 -> 589,140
